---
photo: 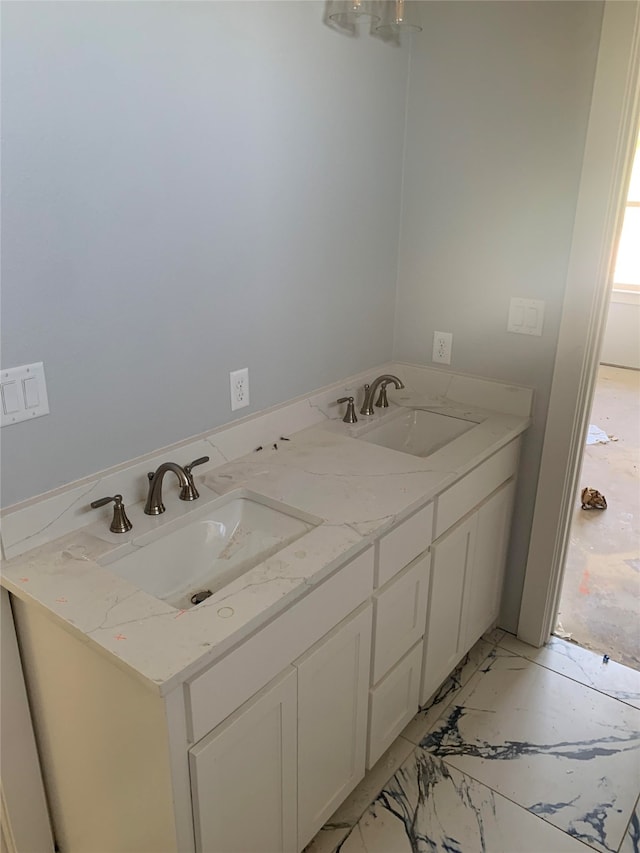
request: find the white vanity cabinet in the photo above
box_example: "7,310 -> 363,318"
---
186,550 -> 374,853
296,604 -> 372,850
421,440 -> 520,705
367,503 -> 433,768
463,478 -> 516,650
421,513 -> 475,702
189,603 -> 372,853
189,668 -> 298,853
7,428 -> 526,853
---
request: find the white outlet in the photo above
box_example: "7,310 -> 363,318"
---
432,331 -> 453,365
230,368 -> 250,411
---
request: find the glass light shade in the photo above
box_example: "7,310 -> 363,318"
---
376,0 -> 422,33
328,0 -> 380,26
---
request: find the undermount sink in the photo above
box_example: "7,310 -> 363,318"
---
358,408 -> 478,457
98,491 -> 319,610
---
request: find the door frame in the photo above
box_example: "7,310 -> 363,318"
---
517,0 -> 640,647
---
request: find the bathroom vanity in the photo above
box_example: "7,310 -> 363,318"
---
0,363 -> 531,853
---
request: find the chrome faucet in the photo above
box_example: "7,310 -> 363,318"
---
360,374 -> 404,416
144,456 -> 209,515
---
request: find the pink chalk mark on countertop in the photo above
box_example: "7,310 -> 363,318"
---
114,634 -> 127,641
55,597 -> 68,603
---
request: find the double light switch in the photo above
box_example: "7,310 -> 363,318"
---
507,298 -> 545,336
1,362 -> 50,426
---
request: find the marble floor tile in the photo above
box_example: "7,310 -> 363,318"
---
498,633 -> 640,709
620,801 -> 640,853
303,825 -> 352,853
325,736 -> 416,829
339,752 -> 591,853
421,649 -> 640,853
402,638 -> 494,746
483,626 -> 507,646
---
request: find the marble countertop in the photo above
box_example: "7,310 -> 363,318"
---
1,392 -> 530,698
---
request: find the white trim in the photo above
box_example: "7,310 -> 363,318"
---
517,0 -> 640,647
610,288 -> 640,305
0,590 -> 55,853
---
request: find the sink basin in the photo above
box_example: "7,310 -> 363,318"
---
358,409 -> 477,457
99,491 -> 319,610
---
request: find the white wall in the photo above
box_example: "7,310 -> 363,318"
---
601,292 -> 640,369
0,1 -> 410,506
393,1 -> 604,630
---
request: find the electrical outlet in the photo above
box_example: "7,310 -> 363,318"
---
432,331 -> 453,365
230,368 -> 250,411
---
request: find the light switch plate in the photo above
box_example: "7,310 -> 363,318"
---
508,298 -> 545,336
1,362 -> 50,426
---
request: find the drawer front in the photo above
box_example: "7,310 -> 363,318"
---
434,439 -> 520,539
367,642 -> 423,769
378,502 -> 433,588
372,552 -> 430,685
187,547 -> 374,743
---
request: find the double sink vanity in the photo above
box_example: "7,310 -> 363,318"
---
0,363 -> 532,853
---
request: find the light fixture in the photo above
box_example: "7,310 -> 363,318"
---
327,0 -> 380,27
376,0 -> 422,34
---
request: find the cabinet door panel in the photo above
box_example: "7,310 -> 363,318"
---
189,668 -> 297,853
296,605 -> 372,851
367,641 -> 423,768
373,552 -> 430,684
421,516 -> 476,705
464,479 -> 516,649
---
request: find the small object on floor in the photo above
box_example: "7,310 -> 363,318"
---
553,619 -> 572,640
581,487 -> 607,510
603,654 -> 610,664
586,424 -> 610,445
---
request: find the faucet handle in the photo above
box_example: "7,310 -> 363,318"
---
184,456 -> 209,476
180,456 -> 209,501
375,381 -> 390,408
90,494 -> 133,534
337,397 -> 358,424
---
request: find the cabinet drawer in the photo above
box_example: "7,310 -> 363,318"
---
377,502 -> 433,588
372,552 -> 430,685
434,439 -> 520,539
187,547 -> 374,743
367,642 -> 422,769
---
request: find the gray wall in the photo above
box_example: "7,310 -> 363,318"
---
1,1 -> 409,506
1,0 -> 606,632
393,1 -> 604,630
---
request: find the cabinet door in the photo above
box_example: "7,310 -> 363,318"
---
464,479 -> 516,649
189,668 -> 297,853
296,605 -> 372,851
421,515 -> 476,706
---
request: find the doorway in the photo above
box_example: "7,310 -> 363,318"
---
556,365 -> 640,668
517,0 -> 640,651
555,137 -> 640,669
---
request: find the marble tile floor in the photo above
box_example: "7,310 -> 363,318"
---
305,631 -> 640,853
